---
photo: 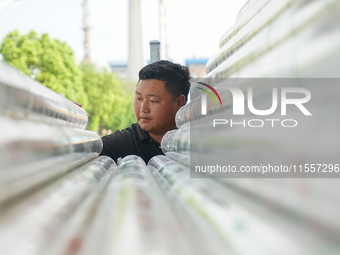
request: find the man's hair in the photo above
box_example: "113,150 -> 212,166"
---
138,60 -> 191,103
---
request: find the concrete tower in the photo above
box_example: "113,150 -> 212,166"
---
128,0 -> 144,82
159,0 -> 168,60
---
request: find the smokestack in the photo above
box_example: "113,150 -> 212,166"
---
128,0 -> 144,82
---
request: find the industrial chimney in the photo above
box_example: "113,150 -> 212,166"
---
128,0 -> 144,82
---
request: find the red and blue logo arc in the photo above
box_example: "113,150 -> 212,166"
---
196,82 -> 223,106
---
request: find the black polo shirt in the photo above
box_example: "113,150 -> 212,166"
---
100,123 -> 164,164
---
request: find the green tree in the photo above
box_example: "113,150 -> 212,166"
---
0,30 -> 88,105
1,30 -> 135,133
80,63 -> 135,133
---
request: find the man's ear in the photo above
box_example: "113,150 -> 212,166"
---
176,94 -> 186,109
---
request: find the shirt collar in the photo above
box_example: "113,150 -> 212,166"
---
136,123 -> 154,142
136,123 -> 162,147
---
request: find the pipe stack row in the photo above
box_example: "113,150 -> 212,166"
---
0,61 -> 118,254
205,0 -> 340,80
0,61 -> 104,206
160,0 -> 340,254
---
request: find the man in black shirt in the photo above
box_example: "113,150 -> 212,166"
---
100,60 -> 191,164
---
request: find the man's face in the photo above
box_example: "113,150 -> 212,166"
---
134,79 -> 183,137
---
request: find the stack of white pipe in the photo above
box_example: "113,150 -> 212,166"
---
0,61 -> 115,255
160,0 -> 340,254
0,61 -> 104,206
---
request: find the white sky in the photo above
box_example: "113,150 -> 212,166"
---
0,0 -> 247,68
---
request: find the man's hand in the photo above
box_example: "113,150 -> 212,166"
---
73,102 -> 83,108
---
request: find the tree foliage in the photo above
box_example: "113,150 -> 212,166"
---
1,30 -> 87,105
80,63 -> 135,132
0,30 -> 135,133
